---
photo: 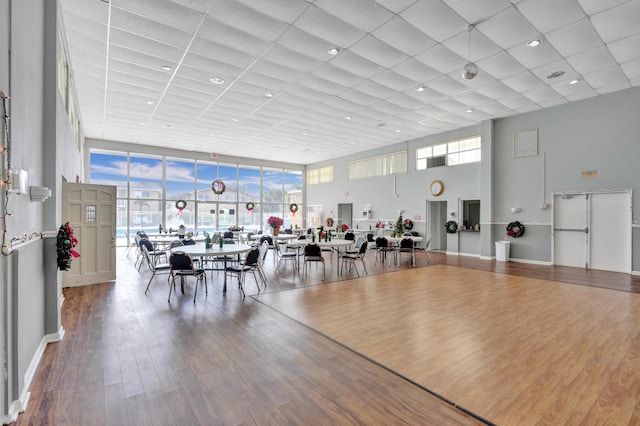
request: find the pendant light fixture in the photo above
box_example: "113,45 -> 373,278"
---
461,25 -> 478,80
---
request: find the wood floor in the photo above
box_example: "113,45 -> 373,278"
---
14,248 -> 640,425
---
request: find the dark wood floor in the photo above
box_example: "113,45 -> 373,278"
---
14,248 -> 640,425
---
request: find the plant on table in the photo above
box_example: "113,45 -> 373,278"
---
267,216 -> 283,229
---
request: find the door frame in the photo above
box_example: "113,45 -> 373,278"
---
552,189 -> 631,273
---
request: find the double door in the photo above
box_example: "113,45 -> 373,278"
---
553,191 -> 631,273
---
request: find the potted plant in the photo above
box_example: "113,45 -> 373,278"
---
267,216 -> 284,235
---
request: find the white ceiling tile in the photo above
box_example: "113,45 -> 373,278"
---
566,89 -> 599,101
621,58 -> 640,81
370,70 -> 419,92
442,27 -> 503,63
566,45 -> 618,75
294,5 -> 366,48
501,71 -> 545,92
477,51 -> 527,79
539,98 -> 568,108
577,0 -> 628,16
477,6 -> 540,49
401,0 -> 468,43
498,93 -> 538,109
427,75 -> 470,97
328,50 -> 386,79
204,0 -> 289,41
415,44 -> 466,74
546,18 -> 605,57
234,0 -> 310,23
596,80 -> 631,94
451,91 -> 493,107
476,100 -> 516,116
608,33 -> 640,64
312,64 -> 366,87
386,93 -> 425,110
583,65 -> 629,88
508,41 -> 563,69
374,0 -> 423,14
409,86 -> 448,103
110,8 -> 194,48
431,98 -> 467,114
474,80 -> 519,99
530,59 -> 579,83
522,85 -> 564,104
197,17 -> 271,56
373,16 -> 437,56
518,0 -> 585,33
392,58 -> 441,84
590,1 -> 640,43
441,0 -> 512,25
314,0 -> 395,32
261,45 -> 324,73
337,89 -> 381,106
113,0 -> 204,33
349,35 -> 410,68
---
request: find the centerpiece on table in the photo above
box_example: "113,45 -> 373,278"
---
394,209 -> 405,237
267,216 -> 284,235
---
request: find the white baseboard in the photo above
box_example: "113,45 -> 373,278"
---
7,326 -> 65,423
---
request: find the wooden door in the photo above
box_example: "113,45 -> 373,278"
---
62,183 -> 117,286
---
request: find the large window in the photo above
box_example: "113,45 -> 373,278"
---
348,151 -> 407,180
306,166 -> 333,185
90,150 -> 305,245
416,136 -> 481,170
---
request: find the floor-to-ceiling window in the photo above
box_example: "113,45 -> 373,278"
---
90,150 -> 304,245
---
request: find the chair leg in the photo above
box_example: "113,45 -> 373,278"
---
360,258 -> 368,275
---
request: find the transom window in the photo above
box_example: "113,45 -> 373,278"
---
416,136 -> 481,170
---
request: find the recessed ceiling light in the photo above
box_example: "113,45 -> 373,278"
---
302,132 -> 308,136
209,77 -> 225,84
527,39 -> 541,47
138,122 -> 145,125
546,71 -> 565,79
161,65 -> 172,71
350,142 -> 356,145
231,118 -> 238,122
466,108 -> 473,113
164,124 -> 173,129
569,79 -> 580,85
146,101 -> 155,105
328,47 -> 340,55
416,86 -> 425,92
395,129 -> 400,133
264,92 -> 274,98
345,116 -> 352,120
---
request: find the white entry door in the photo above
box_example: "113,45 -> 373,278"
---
62,183 -> 117,287
553,191 -> 631,273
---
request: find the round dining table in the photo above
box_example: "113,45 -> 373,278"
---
288,238 -> 355,274
170,244 -> 252,293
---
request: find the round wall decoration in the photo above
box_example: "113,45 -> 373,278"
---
403,218 -> 414,230
175,199 -> 187,215
506,221 -> 525,238
211,179 -> 226,195
444,220 -> 458,233
246,202 -> 254,211
290,203 -> 298,216
429,180 -> 444,196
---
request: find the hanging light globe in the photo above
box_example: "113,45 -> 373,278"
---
462,62 -> 478,80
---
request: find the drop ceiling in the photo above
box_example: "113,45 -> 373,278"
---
60,0 -> 640,165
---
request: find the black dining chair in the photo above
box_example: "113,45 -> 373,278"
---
340,240 -> 368,277
224,246 -> 262,297
303,243 -> 325,279
168,251 -> 207,303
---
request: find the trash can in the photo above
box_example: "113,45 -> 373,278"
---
495,241 -> 510,262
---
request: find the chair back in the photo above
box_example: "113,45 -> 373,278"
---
284,228 -> 293,234
137,231 -> 149,239
260,235 -> 273,246
375,237 -> 388,248
246,232 -> 254,241
297,234 -> 306,240
223,231 -> 234,239
400,237 -> 414,249
304,243 -> 322,257
182,238 -> 196,246
169,240 -> 184,250
169,251 -> 193,271
141,245 -> 155,269
259,241 -> 269,264
358,240 -> 368,255
344,231 -> 355,241
354,236 -> 364,249
139,238 -> 154,252
366,233 -> 375,242
244,247 -> 260,266
403,232 -> 413,237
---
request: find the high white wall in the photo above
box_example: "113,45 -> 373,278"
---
1,0 -> 84,421
307,86 -> 640,268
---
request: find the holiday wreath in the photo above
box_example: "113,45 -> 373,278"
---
290,203 -> 298,216
175,199 -> 187,215
326,217 -> 334,227
246,202 -> 254,211
403,218 -> 414,230
211,179 -> 226,195
506,221 -> 525,238
444,220 -> 458,233
56,222 -> 80,270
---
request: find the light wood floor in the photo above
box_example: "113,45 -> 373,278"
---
14,248 -> 640,425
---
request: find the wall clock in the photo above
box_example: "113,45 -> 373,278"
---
429,180 -> 444,196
